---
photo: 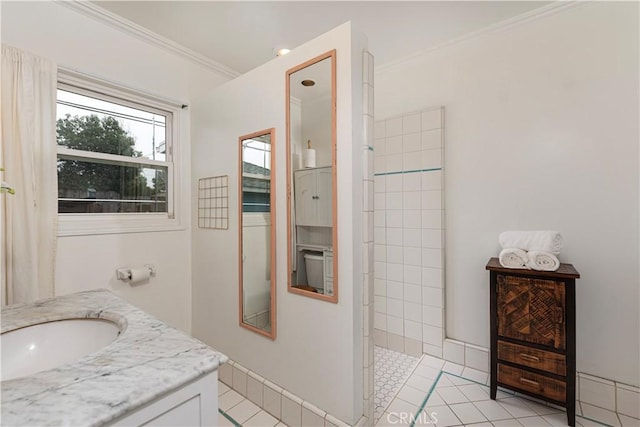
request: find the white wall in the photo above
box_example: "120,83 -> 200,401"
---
191,23 -> 366,422
1,1 -> 230,331
376,2 -> 639,386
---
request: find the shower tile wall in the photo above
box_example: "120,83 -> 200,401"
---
373,107 -> 445,359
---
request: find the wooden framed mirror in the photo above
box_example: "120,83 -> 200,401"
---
239,128 -> 276,339
286,50 -> 337,303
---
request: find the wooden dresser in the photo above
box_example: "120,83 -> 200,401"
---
486,257 -> 580,426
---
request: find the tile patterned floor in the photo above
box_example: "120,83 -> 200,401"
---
375,346 -> 421,421
376,354 -> 608,427
218,351 -> 611,427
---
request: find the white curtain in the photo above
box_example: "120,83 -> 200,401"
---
1,45 -> 58,304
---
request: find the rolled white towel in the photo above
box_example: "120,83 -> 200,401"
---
499,248 -> 530,269
499,230 -> 564,255
527,251 -> 560,271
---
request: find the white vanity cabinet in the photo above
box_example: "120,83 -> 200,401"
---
294,166 -> 332,227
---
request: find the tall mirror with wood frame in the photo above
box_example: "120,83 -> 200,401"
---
239,128 -> 276,339
286,50 -> 337,303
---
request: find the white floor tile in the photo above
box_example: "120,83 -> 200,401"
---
443,362 -> 464,375
218,412 -> 235,427
617,414 -> 640,427
462,367 -> 489,384
448,375 -> 475,386
580,403 -> 621,427
218,381 -> 231,396
437,386 -> 470,405
387,397 -> 420,417
450,402 -> 488,424
244,410 -> 280,427
408,374 -> 437,392
226,399 -> 261,424
458,384 -> 491,402
425,391 -> 446,407
474,400 -> 514,421
517,415 -> 552,426
492,419 -> 523,426
414,364 -> 441,380
420,354 -> 446,370
397,384 -> 429,407
219,389 -> 245,411
499,397 -> 539,418
424,405 -> 462,427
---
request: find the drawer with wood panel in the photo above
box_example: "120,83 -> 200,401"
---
497,340 -> 566,376
498,363 -> 566,403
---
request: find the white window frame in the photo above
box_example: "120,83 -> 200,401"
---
56,70 -> 185,236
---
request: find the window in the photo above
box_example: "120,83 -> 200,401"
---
242,137 -> 271,213
56,71 -> 183,235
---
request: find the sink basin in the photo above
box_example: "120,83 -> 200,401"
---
1,318 -> 121,381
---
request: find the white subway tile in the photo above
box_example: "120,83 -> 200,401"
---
374,278 -> 387,296
375,244 -> 386,262
403,283 -> 421,303
403,113 -> 421,134
233,364 -> 248,396
422,248 -> 443,268
402,228 -> 421,247
374,175 -> 385,193
616,385 -> 640,418
386,135 -> 403,154
421,129 -> 442,150
465,344 -> 489,373
421,109 -> 442,131
402,173 -> 421,191
404,301 -> 422,322
387,297 -> 404,317
386,245 -> 403,264
423,343 -> 443,358
374,121 -> 386,139
386,174 -> 403,192
403,210 -> 421,229
387,264 -> 404,282
374,138 -> 386,156
374,192 -> 386,210
374,312 -> 387,330
422,210 -> 443,229
374,261 -> 386,279
404,338 -> 423,358
579,374 -> 616,411
388,332 -> 405,352
386,192 -> 403,209
404,264 -> 422,285
580,403 -> 621,427
618,414 -> 640,426
422,287 -> 443,307
403,246 -> 422,266
363,181 -> 374,211
404,319 -> 422,341
374,210 -> 386,227
403,132 -> 421,152
302,403 -> 325,427
281,392 -> 303,427
422,267 -> 443,288
421,170 -> 443,190
386,210 -> 403,228
374,295 -> 387,314
387,280 -> 404,300
402,191 -> 421,210
374,328 -> 387,347
421,148 -> 442,170
263,382 -> 282,419
423,324 -> 443,346
247,374 -> 264,407
423,306 -> 443,327
422,229 -> 443,249
387,228 -> 403,246
374,154 -> 386,174
387,315 -> 404,335
374,227 -> 386,244
387,117 -> 403,137
422,190 -> 442,210
403,152 -> 421,171
386,153 -> 403,172
443,340 -> 465,364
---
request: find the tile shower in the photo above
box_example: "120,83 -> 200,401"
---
372,107 -> 445,359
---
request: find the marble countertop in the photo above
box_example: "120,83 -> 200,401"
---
1,289 -> 227,427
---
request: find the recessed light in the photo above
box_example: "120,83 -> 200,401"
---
275,48 -> 291,57
301,80 -> 315,87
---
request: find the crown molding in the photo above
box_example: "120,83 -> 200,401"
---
56,0 -> 241,80
376,1 -> 584,75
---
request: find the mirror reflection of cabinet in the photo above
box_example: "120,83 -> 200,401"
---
294,167 -> 332,227
239,129 -> 276,339
286,50 -> 338,303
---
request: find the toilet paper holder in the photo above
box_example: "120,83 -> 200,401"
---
116,265 -> 156,282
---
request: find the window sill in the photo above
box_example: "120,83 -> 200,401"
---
57,213 -> 185,237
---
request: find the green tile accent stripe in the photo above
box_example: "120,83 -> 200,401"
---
366,146 -> 374,151
409,370 -> 443,427
219,408 -> 241,427
374,167 -> 441,177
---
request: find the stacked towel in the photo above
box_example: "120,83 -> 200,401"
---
499,248 -> 529,269
498,231 -> 564,271
498,230 -> 563,255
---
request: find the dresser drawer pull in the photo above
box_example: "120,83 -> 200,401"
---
519,353 -> 540,363
519,377 -> 540,387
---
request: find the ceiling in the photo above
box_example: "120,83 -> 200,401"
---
93,1 -> 550,75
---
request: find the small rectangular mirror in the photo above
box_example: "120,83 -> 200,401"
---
286,50 -> 338,303
239,128 -> 276,339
